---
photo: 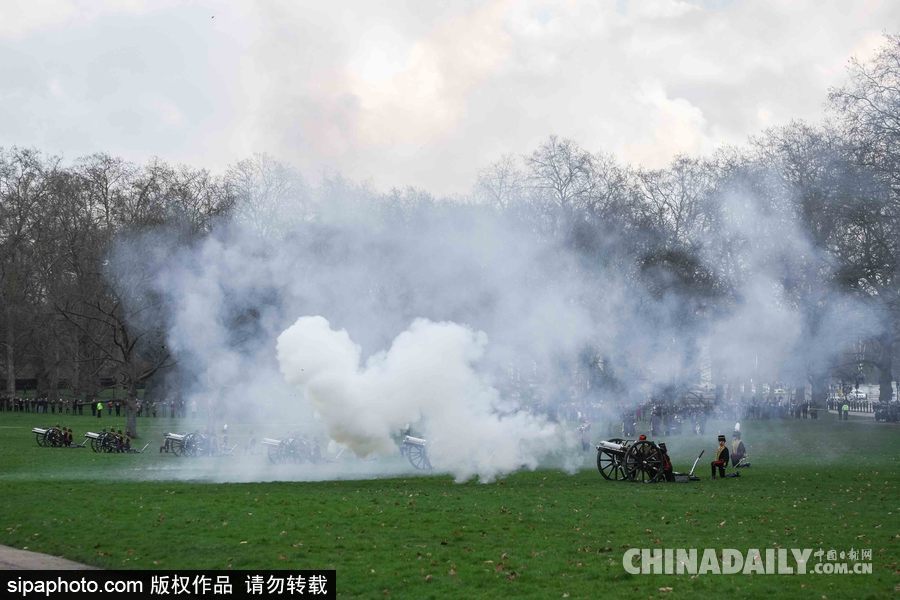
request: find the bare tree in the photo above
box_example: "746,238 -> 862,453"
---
476,154 -> 524,210
227,153 -> 308,237
0,148 -> 56,399
830,34 -> 900,403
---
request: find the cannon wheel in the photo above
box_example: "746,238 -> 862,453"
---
35,431 -> 47,447
267,443 -> 283,464
171,438 -> 185,457
282,439 -> 302,463
624,440 -> 664,483
182,433 -> 196,456
46,427 -> 64,447
596,438 -> 627,480
406,443 -> 432,470
90,436 -> 101,453
183,433 -> 204,457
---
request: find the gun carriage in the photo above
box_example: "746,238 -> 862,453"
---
596,438 -> 665,483
84,431 -> 112,452
400,435 -> 432,471
33,426 -> 65,447
162,432 -> 213,456
261,436 -> 321,464
84,430 -> 146,453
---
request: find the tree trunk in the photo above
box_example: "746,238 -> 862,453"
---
125,383 -> 139,438
72,338 -> 81,399
810,375 -> 828,408
4,303 -> 14,398
50,336 -> 60,401
879,333 -> 893,403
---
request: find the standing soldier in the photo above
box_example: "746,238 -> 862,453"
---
710,434 -> 730,479
577,417 -> 591,451
96,400 -> 103,419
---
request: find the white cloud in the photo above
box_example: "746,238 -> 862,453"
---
1,0 -> 898,194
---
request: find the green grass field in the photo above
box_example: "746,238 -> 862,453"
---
0,411 -> 896,598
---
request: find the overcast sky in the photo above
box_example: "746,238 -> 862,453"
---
1,0 -> 896,195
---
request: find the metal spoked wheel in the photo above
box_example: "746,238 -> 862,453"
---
406,443 -> 432,470
596,438 -> 627,480
183,432 -> 209,457
46,427 -> 64,447
597,451 -> 625,480
281,439 -> 302,464
266,442 -> 282,464
623,440 -> 664,483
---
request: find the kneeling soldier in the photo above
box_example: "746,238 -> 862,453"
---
731,430 -> 747,467
711,434 -> 729,479
658,442 -> 675,482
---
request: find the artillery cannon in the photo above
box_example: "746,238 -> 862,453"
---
33,426 -> 66,448
261,436 -> 321,464
400,435 -> 432,471
596,437 -> 665,483
85,430 -> 146,453
84,431 -> 112,452
161,432 -> 214,456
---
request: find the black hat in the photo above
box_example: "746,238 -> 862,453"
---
658,442 -> 668,452
717,434 -> 726,442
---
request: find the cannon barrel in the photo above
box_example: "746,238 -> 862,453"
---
84,431 -> 101,439
165,433 -> 186,442
403,435 -> 426,447
261,437 -> 284,447
597,440 -> 626,453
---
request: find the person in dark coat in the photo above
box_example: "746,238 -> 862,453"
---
659,442 -> 675,482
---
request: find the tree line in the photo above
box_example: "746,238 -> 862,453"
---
1,35 -> 897,436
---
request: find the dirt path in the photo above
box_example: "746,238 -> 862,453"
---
0,545 -> 96,570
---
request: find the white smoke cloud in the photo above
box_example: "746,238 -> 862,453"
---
106,154 -> 883,484
277,315 -> 566,482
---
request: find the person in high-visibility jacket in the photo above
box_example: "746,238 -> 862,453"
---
96,401 -> 103,418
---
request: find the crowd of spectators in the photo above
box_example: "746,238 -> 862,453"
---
0,395 -> 187,418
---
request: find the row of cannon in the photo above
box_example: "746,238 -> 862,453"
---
32,426 -> 149,453
34,424 -> 696,482
34,423 -> 686,481
34,424 -> 433,470
161,431 -> 432,470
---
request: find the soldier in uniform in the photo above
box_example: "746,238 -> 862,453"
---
710,434 -> 729,479
731,429 -> 747,467
658,442 -> 675,482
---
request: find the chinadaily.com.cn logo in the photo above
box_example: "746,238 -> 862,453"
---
622,547 -> 873,575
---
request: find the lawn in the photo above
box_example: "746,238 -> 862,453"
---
0,411 -> 896,598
